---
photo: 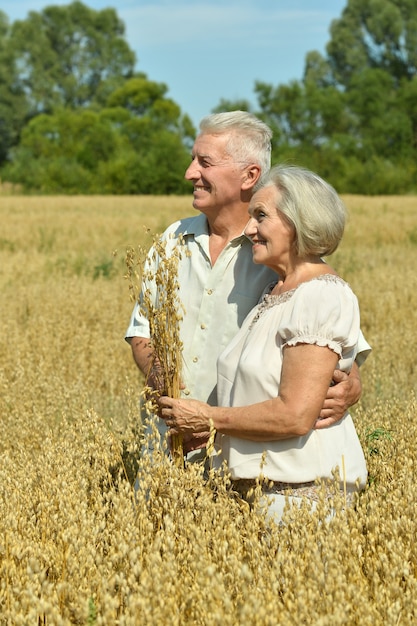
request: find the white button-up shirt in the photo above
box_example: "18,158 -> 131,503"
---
125,213 -> 277,405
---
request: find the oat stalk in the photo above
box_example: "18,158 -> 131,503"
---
125,231 -> 185,467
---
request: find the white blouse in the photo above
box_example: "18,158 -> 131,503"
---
215,274 -> 368,489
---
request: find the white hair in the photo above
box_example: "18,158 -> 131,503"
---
199,111 -> 272,189
264,164 -> 347,257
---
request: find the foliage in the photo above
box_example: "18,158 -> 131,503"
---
9,1 -> 135,112
252,0 -> 417,194
125,234 -> 186,465
0,12 -> 29,163
326,0 -> 417,86
2,0 -> 417,193
0,2 -> 194,194
2,103 -> 193,194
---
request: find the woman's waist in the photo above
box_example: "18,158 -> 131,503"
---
232,478 -> 316,494
231,477 -> 359,502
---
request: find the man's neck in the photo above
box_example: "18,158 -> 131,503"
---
206,208 -> 249,265
206,206 -> 249,239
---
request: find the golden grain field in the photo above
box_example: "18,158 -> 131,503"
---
1,194 -> 417,625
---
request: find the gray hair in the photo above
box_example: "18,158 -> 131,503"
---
199,111 -> 272,189
264,165 -> 347,257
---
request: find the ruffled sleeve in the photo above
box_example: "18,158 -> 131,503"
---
277,276 -> 360,367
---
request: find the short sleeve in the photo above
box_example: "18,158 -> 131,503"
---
356,329 -> 372,366
125,300 -> 150,341
124,221 -> 182,342
277,277 -> 360,363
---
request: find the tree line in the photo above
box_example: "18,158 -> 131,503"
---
0,0 -> 416,195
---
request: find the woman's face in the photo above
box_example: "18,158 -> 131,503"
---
244,185 -> 295,269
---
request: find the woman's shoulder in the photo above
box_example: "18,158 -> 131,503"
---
299,273 -> 353,295
294,274 -> 358,309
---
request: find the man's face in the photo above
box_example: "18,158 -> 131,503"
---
184,132 -> 248,215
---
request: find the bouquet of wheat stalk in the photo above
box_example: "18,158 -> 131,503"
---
125,231 -> 186,467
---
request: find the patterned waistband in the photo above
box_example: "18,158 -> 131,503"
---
232,478 -> 354,504
232,478 -> 315,493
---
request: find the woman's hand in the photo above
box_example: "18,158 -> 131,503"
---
158,396 -> 212,435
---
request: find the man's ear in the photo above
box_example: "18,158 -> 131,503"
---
242,164 -> 261,191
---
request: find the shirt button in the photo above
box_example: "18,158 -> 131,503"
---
183,389 -> 190,396
193,357 -> 198,363
207,289 -> 213,295
200,324 -> 206,330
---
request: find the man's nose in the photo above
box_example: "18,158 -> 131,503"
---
185,159 -> 198,180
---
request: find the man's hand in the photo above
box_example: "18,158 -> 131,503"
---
182,432 -> 210,454
315,363 -> 362,429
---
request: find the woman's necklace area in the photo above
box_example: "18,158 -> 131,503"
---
248,273 -> 344,331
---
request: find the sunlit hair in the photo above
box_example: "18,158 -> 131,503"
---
263,164 -> 347,257
199,111 -> 272,189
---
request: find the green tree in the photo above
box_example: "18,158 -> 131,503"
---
107,74 -> 195,146
0,11 -> 29,164
104,77 -> 194,193
0,1 -> 136,169
346,67 -> 414,159
249,0 -> 417,193
3,78 -> 194,194
327,0 -> 417,160
327,0 -> 417,87
254,61 -> 353,181
0,3 -> 196,193
212,98 -> 254,114
9,1 -> 135,112
2,108 -> 119,193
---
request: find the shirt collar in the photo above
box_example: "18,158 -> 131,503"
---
181,213 -> 249,246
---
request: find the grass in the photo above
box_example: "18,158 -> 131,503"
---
1,193 -> 417,624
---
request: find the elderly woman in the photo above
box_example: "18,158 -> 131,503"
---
159,165 -> 368,519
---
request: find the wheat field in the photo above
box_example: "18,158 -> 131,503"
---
1,193 -> 416,625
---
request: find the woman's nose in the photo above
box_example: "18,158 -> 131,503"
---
244,217 -> 256,238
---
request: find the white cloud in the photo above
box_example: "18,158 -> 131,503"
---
119,1 -> 331,49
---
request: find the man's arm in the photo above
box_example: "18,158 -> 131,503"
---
314,362 -> 361,429
129,336 -> 165,392
130,336 -> 153,375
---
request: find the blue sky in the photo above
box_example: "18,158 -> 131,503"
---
2,0 -> 348,127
